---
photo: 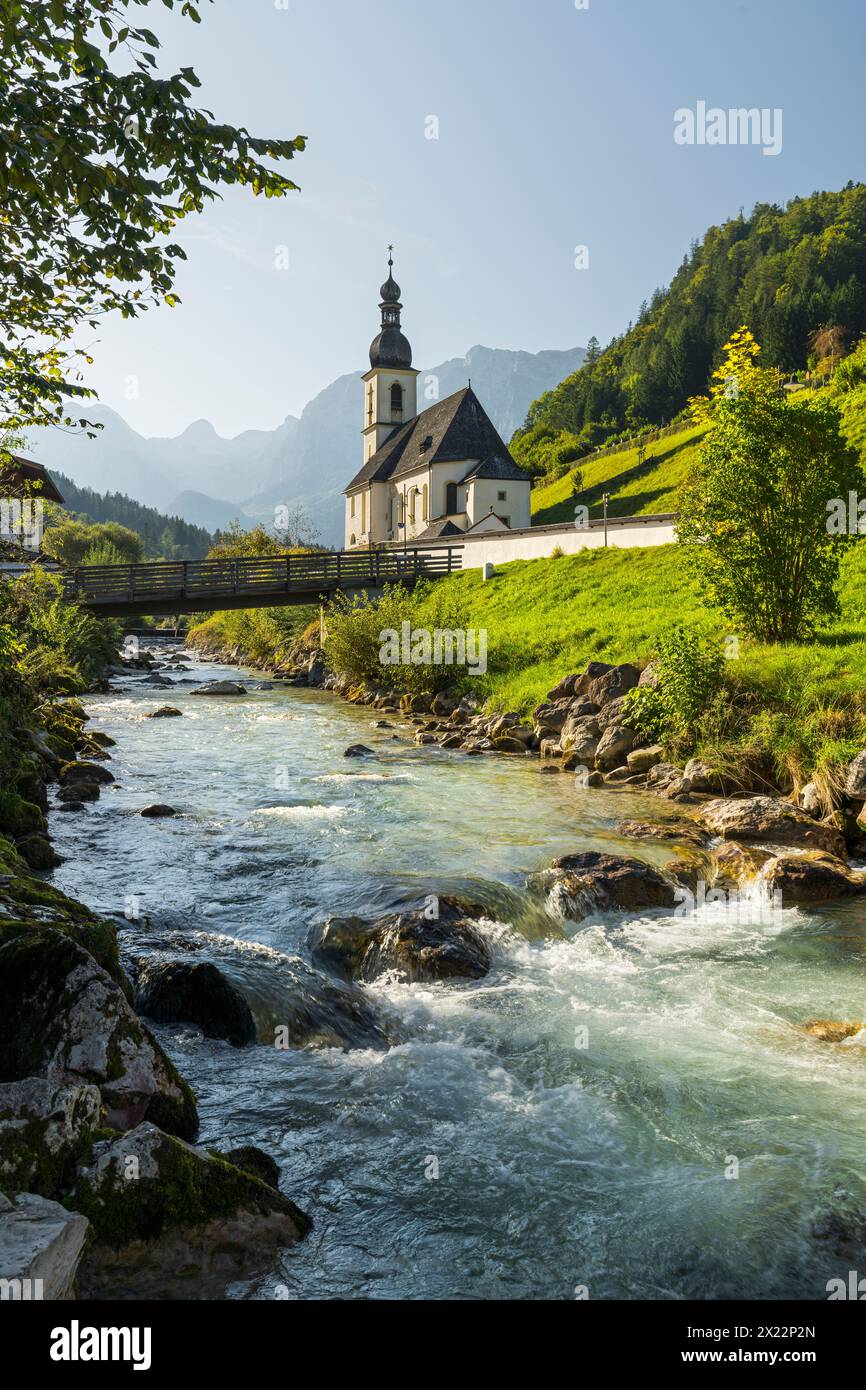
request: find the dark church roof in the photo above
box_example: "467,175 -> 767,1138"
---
414,518 -> 464,540
345,386 -> 525,493
369,326 -> 412,370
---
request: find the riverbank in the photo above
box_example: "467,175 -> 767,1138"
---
188,541 -> 866,800
27,641 -> 866,1300
0,636 -> 312,1299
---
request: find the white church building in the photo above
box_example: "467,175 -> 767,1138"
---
344,256 -> 531,549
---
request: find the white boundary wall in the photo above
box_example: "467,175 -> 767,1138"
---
409,514 -> 677,570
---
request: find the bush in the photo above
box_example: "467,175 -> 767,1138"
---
324,581 -> 475,695
623,625 -> 724,744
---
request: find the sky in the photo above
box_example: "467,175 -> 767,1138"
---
83,0 -> 866,439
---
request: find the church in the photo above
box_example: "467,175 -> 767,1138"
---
343,255 -> 531,549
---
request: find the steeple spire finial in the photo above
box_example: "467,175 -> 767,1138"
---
369,250 -> 412,369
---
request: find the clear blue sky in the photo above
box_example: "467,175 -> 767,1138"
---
87,0 -> 866,438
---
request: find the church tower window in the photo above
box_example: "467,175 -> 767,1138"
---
390,382 -> 403,419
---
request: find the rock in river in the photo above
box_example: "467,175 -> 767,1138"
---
191,681 -> 247,697
760,851 -> 866,905
310,896 -> 492,983
696,796 -> 847,859
139,804 -> 178,819
68,1122 -> 310,1300
134,961 -> 256,1047
531,850 -> 679,922
343,744 -> 375,758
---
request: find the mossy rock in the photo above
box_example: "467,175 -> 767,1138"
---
0,791 -> 46,838
46,734 -> 76,763
14,834 -> 62,872
0,836 -> 125,987
67,1122 -> 310,1249
12,759 -> 48,811
0,928 -> 197,1141
59,760 -> 114,787
220,1145 -> 281,1189
0,1077 -> 101,1198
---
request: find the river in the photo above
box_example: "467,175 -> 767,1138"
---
51,643 -> 866,1300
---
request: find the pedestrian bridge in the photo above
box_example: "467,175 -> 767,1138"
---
62,546 -> 463,617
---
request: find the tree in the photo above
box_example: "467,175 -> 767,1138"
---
677,328 -> 863,642
0,0 -> 305,437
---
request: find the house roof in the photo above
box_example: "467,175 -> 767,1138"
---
344,386 -> 523,493
465,511 -> 511,533
0,455 -> 64,504
413,518 -> 464,541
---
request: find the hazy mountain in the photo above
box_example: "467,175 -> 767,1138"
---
27,343 -> 584,545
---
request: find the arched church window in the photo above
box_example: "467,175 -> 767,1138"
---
445,482 -> 458,515
422,484 -> 428,521
390,382 -> 403,418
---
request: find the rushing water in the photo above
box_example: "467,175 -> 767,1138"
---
52,644 -> 866,1301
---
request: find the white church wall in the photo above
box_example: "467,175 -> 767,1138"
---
466,478 -> 531,529
411,515 -> 677,566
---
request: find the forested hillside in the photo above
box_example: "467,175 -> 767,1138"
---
515,183 -> 866,472
49,472 -> 214,559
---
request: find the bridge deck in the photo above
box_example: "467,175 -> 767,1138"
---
64,546 -> 463,617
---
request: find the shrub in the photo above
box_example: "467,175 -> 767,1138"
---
623,625 -> 724,743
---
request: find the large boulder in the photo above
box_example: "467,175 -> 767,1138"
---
222,1145 -> 280,1189
627,745 -> 664,774
574,661 -> 613,695
59,761 -> 114,787
310,896 -> 492,983
587,663 -> 640,708
595,724 -> 636,771
0,837 -> 126,986
0,929 -> 198,1140
760,852 -> 866,906
683,758 -> 722,794
531,851 -> 678,922
0,1077 -> 101,1197
696,796 -> 847,858
545,673 -> 582,701
560,714 -> 600,760
69,1123 -> 310,1300
0,1192 -> 89,1300
533,700 -> 575,737
134,961 -> 256,1047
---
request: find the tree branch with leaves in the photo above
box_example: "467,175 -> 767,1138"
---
0,0 -> 305,439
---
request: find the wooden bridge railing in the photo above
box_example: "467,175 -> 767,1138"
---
63,546 -> 463,613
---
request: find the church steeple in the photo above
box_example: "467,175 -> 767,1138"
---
369,246 -> 413,369
361,250 -> 420,467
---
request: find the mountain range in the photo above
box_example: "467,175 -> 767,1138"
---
27,344 -> 584,546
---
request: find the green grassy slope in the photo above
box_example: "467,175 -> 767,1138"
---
530,423 -> 705,524
531,383 -> 866,525
441,541 -> 866,719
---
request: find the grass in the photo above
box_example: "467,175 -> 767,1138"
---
530,423 -> 706,525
